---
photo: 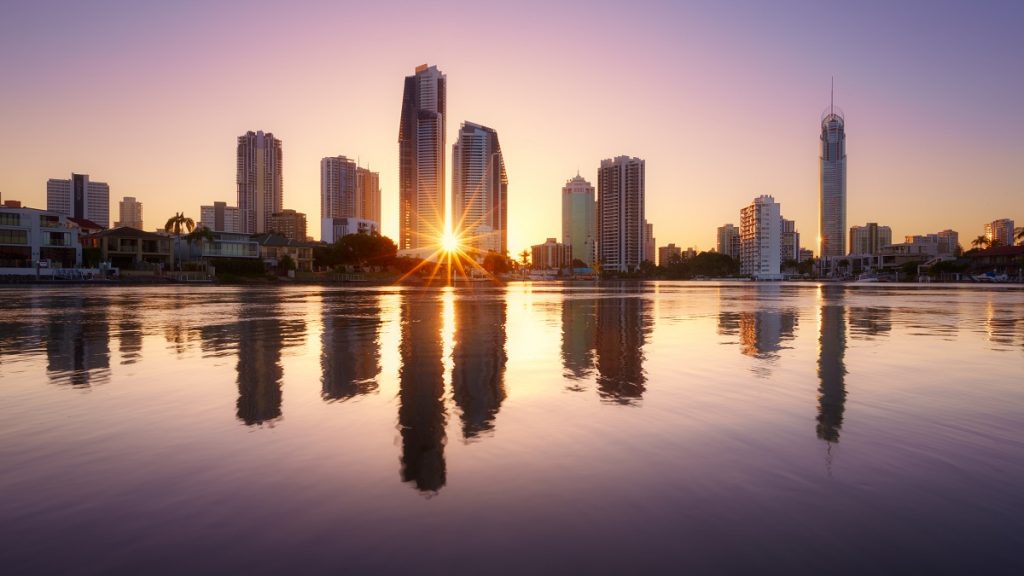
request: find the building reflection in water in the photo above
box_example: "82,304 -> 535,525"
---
321,295 -> 381,402
561,297 -> 596,389
848,306 -> 891,340
817,287 -> 847,444
46,295 -> 110,387
115,295 -> 144,365
452,293 -> 507,438
397,293 -> 447,492
595,295 -> 649,404
233,293 -> 305,427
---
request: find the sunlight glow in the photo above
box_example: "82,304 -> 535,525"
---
442,231 -> 460,254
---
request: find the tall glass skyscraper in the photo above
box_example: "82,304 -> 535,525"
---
561,174 -> 596,267
398,64 -> 446,250
452,122 -> 507,256
819,92 -> 847,258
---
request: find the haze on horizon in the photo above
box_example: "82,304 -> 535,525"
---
1,0 -> 1021,255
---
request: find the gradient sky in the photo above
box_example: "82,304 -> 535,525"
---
1,0 -> 1021,254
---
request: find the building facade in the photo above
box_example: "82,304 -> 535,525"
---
321,155 -> 358,223
237,130 -> 283,234
740,195 -> 782,280
46,173 -> 110,228
780,218 -> 800,263
321,217 -> 380,244
0,207 -> 79,268
658,244 -> 681,266
984,218 -> 1015,247
849,222 -> 892,255
819,96 -> 847,258
561,174 -> 596,267
643,221 -> 655,264
199,202 -> 243,233
531,238 -> 572,270
115,196 -> 143,229
268,209 -> 307,242
717,224 -> 740,260
398,64 -> 446,250
452,121 -> 507,256
597,156 -> 645,273
357,167 -> 381,227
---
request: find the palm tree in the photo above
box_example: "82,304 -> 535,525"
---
1016,227 -> 1024,245
518,249 -> 530,268
971,235 -> 991,250
164,212 -> 196,236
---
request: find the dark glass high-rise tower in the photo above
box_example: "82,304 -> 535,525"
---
819,88 -> 847,259
398,64 -> 446,251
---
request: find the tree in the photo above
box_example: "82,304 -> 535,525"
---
971,235 -> 991,250
165,212 -> 195,236
482,251 -> 510,274
1017,227 -> 1024,244
186,225 -> 214,247
518,249 -> 530,268
277,254 -> 296,274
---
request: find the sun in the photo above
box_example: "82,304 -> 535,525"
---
441,231 -> 460,253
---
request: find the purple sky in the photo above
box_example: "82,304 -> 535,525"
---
1,0 -> 1021,251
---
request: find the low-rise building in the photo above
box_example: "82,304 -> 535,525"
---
0,206 -> 79,268
254,233 -> 316,272
82,227 -> 173,270
321,217 -> 379,244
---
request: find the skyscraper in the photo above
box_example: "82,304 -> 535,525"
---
237,131 -> 283,234
115,196 -> 143,229
780,218 -> 800,263
356,167 -> 381,227
643,220 -> 655,264
452,121 -> 507,256
321,156 -> 358,223
984,218 -> 1015,247
740,195 -> 782,280
46,173 -> 110,228
819,86 -> 847,258
561,174 -> 596,266
717,224 -> 740,260
597,156 -> 645,273
398,64 -> 446,250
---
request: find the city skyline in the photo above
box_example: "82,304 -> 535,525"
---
1,1 -> 1021,255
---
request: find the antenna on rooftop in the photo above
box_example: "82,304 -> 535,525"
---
831,76 -> 834,116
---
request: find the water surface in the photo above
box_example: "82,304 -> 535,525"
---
1,283 -> 1022,574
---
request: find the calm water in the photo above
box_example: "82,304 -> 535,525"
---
1,283 -> 1023,575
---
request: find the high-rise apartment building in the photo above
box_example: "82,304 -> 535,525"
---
356,167 -> 381,227
717,224 -> 740,260
597,156 -> 645,273
561,174 -> 596,266
46,173 -> 110,228
984,218 -> 1015,247
658,244 -> 681,266
115,196 -> 143,229
268,209 -> 307,242
780,218 -> 800,263
237,131 -> 283,234
321,156 -> 358,223
849,222 -> 892,255
199,201 -> 243,233
740,195 -> 782,280
643,221 -> 655,264
452,122 -> 507,256
398,64 -> 446,250
819,90 -> 847,258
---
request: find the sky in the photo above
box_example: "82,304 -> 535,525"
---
1,0 -> 1022,255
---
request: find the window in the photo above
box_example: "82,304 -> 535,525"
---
0,212 -> 20,226
0,229 -> 28,245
